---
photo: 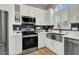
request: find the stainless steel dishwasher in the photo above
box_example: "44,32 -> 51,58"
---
64,37 -> 79,55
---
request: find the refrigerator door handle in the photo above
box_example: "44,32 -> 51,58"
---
0,44 -> 5,46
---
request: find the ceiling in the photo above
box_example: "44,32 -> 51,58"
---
27,4 -> 58,10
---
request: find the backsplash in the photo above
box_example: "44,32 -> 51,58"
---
13,25 -> 21,30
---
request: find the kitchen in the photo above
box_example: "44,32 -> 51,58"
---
0,4 -> 79,55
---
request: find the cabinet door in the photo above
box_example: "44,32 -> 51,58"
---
20,5 -> 29,16
50,14 -> 54,25
52,40 -> 64,55
40,10 -> 46,25
9,36 -> 16,55
46,9 -> 54,25
46,10 -> 50,25
38,33 -> 46,48
35,8 -> 41,25
14,35 -> 22,54
9,35 -> 22,55
35,8 -> 46,25
11,35 -> 22,55
29,6 -> 36,17
15,5 -> 21,23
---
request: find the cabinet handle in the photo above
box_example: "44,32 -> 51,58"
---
16,32 -> 20,33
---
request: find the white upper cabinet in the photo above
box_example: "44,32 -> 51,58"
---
33,7 -> 46,25
20,5 -> 29,16
42,11 -> 47,25
29,6 -> 36,17
15,5 -> 21,24
46,8 -> 54,25
38,9 -> 46,25
35,8 -> 41,25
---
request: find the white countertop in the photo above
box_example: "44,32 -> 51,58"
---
11,31 -> 22,36
11,34 -> 22,36
63,34 -> 79,40
39,31 -> 79,40
11,30 -> 79,40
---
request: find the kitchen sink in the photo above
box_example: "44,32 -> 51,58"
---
47,33 -> 65,35
46,33 -> 65,42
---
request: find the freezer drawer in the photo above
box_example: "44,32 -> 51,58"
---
0,44 -> 7,55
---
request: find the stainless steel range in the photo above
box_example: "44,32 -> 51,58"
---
21,16 -> 38,54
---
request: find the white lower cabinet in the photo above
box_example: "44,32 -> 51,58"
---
9,36 -> 16,55
14,35 -> 22,54
52,40 -> 64,55
45,37 -> 64,55
11,35 -> 22,55
38,32 -> 46,48
45,38 -> 53,52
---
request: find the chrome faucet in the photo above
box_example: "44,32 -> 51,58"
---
57,23 -> 62,33
59,29 -> 62,33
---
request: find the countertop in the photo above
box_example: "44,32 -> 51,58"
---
39,31 -> 79,40
11,31 -> 22,36
63,34 -> 79,40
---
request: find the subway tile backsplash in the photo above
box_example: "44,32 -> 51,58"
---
13,25 -> 21,30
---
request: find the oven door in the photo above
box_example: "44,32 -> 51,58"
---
22,36 -> 38,50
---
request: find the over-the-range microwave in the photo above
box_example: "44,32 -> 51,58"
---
22,16 -> 36,23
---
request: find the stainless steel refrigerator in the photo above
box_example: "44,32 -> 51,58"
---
0,10 -> 8,55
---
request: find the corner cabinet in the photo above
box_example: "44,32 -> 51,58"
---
45,37 -> 54,51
